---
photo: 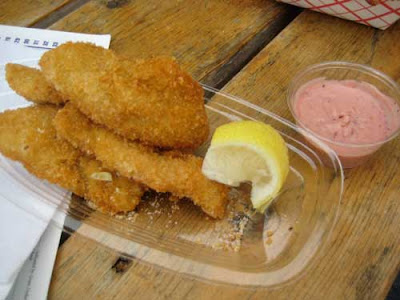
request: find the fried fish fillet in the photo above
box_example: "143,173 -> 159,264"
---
5,64 -> 64,105
40,42 -> 209,149
54,104 -> 228,218
0,105 -> 145,214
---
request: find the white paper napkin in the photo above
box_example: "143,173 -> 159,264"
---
0,26 -> 111,299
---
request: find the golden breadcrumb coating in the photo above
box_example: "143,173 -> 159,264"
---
39,42 -> 209,149
0,105 -> 144,214
54,104 -> 228,218
78,156 -> 145,214
5,64 -> 64,105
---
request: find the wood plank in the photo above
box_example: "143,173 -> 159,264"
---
50,8 -> 400,300
0,0 -> 75,27
48,0 -> 298,85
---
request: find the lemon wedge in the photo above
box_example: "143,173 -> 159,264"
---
202,120 -> 289,212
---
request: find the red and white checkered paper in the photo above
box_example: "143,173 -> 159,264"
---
279,0 -> 400,29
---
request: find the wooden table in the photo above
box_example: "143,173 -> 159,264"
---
2,1 -> 400,299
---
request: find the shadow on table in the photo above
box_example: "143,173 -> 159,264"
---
387,273 -> 400,300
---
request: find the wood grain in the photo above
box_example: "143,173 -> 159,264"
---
49,9 -> 400,300
0,0 -> 75,27
48,0 -> 298,84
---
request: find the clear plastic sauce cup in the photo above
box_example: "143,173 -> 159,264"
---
287,62 -> 400,168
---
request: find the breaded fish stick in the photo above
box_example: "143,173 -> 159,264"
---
54,104 -> 228,218
0,105 -> 144,214
5,64 -> 64,105
40,42 -> 209,149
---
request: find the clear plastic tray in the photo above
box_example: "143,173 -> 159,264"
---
0,62 -> 343,288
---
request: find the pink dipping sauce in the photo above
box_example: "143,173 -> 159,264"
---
293,79 -> 400,167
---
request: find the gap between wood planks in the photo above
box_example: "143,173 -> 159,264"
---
30,0 -> 90,29
202,7 -> 300,90
202,6 -> 301,100
28,1 -> 301,246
